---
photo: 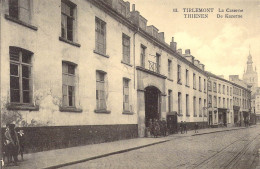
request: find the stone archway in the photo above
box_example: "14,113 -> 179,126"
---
144,86 -> 161,127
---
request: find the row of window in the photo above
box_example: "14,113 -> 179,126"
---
168,90 -> 207,117
233,97 -> 249,109
8,0 -> 131,64
174,64 -> 206,92
208,95 -> 233,109
9,0 -> 208,86
208,81 -> 233,96
9,47 -> 131,112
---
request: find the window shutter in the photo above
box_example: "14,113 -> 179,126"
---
19,0 -> 30,23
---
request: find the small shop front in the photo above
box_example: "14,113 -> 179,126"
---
218,108 -> 227,127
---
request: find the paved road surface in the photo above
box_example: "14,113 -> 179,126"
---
62,126 -> 260,169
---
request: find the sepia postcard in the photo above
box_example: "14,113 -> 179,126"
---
0,0 -> 260,168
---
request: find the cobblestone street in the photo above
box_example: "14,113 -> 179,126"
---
62,126 -> 260,169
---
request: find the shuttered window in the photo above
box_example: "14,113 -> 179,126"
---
61,0 -> 76,41
122,34 -> 130,64
62,62 -> 76,107
96,71 -> 106,110
123,78 -> 130,111
95,17 -> 106,54
9,0 -> 30,23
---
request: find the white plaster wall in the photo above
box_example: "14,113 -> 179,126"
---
1,0 -> 138,126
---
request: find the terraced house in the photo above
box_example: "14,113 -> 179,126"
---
229,75 -> 252,126
0,0 -> 251,152
207,72 -> 234,127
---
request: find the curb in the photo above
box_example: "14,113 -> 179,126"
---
43,139 -> 170,169
43,125 -> 257,169
191,126 -> 255,136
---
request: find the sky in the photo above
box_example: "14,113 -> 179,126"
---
128,0 -> 260,85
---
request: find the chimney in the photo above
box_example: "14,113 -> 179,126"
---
132,4 -> 135,11
185,49 -> 190,55
177,49 -> 182,55
170,37 -> 177,51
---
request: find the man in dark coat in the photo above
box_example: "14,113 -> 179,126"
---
162,119 -> 167,136
5,124 -> 20,166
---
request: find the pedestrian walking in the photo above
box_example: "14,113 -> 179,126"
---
5,124 -> 20,166
194,123 -> 199,133
183,121 -> 187,134
161,119 -> 167,136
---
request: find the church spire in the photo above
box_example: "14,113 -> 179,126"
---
246,46 -> 254,73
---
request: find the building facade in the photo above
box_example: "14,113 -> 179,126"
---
207,73 -> 234,127
229,75 -> 251,126
252,87 -> 260,123
0,0 -> 211,152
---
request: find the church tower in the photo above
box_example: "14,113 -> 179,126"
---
243,49 -> 258,93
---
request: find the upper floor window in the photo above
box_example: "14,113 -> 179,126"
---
168,60 -> 172,79
213,82 -> 217,92
148,53 -> 160,73
186,69 -> 189,86
9,0 -> 31,23
193,73 -> 196,89
204,79 -> 206,92
213,96 -> 217,107
95,17 -> 106,54
96,71 -> 107,110
61,0 -> 76,41
208,81 -> 212,91
122,34 -> 130,64
199,76 -> 201,91
62,62 -> 76,107
218,84 -> 221,93
223,85 -> 225,94
208,95 -> 212,107
177,65 -> 181,84
156,53 -> 161,73
123,78 -> 130,111
230,88 -> 232,96
227,86 -> 229,96
140,45 -> 146,67
10,47 -> 32,104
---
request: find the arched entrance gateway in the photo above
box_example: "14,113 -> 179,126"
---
145,86 -> 161,127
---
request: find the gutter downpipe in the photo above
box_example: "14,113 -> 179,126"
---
0,0 -> 3,168
133,27 -> 139,136
207,76 -> 210,127
133,27 -> 139,89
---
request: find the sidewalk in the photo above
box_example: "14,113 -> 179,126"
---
5,126 -> 254,169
